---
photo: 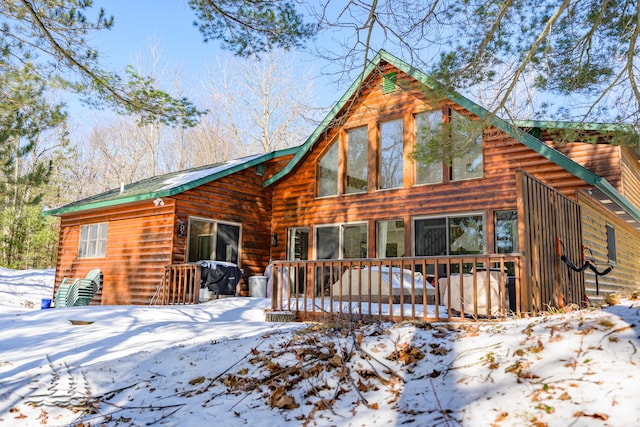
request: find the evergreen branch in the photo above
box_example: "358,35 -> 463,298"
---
18,0 -> 134,110
491,0 -> 572,116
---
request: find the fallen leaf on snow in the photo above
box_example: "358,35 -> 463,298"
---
574,411 -> 609,420
269,387 -> 299,409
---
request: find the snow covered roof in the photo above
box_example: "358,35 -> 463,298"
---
44,148 -> 299,216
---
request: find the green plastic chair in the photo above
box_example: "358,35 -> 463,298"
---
55,269 -> 102,307
72,269 -> 102,306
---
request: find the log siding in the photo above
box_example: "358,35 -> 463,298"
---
579,192 -> 640,302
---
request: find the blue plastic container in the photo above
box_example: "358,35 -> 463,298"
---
41,298 -> 52,309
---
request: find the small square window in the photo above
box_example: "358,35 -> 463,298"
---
78,223 -> 108,258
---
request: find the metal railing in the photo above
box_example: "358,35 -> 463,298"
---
269,255 -> 524,322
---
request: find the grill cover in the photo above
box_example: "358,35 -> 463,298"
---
200,261 -> 242,296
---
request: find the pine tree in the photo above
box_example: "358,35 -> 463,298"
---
0,65 -> 65,268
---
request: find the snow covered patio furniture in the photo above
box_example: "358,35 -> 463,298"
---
438,268 -> 506,317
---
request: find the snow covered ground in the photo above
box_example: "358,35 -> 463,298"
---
0,266 -> 639,426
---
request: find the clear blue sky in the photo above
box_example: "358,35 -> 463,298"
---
89,1 -> 342,106
92,1 -> 215,78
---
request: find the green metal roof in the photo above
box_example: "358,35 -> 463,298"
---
511,120 -> 636,134
263,49 -> 640,227
44,147 -> 300,216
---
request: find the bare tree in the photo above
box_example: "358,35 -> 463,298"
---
304,0 -> 640,141
204,49 -> 322,154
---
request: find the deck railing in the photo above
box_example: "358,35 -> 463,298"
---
159,264 -> 201,305
270,255 -> 524,322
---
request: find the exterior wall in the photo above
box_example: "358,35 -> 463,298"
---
173,166 -> 274,279
537,131 -> 623,194
53,200 -> 176,305
562,143 -> 622,190
579,192 -> 640,301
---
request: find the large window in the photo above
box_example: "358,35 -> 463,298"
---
415,111 -> 444,185
346,126 -> 368,194
413,109 -> 483,184
317,140 -> 339,197
377,220 -> 405,257
379,119 -> 404,189
78,223 -> 108,258
414,218 -> 447,256
451,111 -> 483,181
414,214 -> 484,256
187,218 -> 241,264
315,223 -> 368,259
449,215 -> 484,254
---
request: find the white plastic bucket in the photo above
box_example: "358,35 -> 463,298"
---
248,276 -> 267,298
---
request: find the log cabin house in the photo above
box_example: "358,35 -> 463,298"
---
45,50 -> 640,321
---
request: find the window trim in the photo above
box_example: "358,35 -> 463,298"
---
186,216 -> 242,264
78,222 -> 108,259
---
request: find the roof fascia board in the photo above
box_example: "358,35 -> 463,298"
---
42,191 -> 175,216
594,179 -> 640,224
44,147 -> 300,216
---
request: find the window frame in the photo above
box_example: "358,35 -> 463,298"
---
412,213 -> 485,256
494,210 -> 519,254
345,126 -> 369,194
314,222 -> 369,260
186,216 -> 242,264
78,223 -> 108,258
378,118 -> 405,190
413,107 -> 484,185
414,110 -> 444,185
316,138 -> 340,198
606,224 -> 617,265
287,227 -> 310,261
450,110 -> 484,181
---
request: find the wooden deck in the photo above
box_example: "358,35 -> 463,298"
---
269,255 -> 523,322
